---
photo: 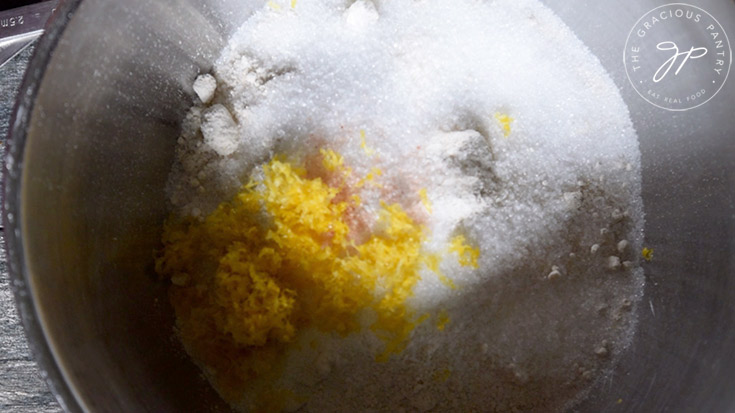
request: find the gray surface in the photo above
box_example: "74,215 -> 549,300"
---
0,43 -> 61,413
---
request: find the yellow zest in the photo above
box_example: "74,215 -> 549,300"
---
267,1 -> 282,11
494,112 -> 514,137
436,309 -> 450,331
156,149 -> 481,405
360,129 -> 375,156
419,188 -> 432,213
356,167 -> 383,188
320,148 -> 344,171
290,0 -> 297,8
351,194 -> 362,206
424,254 -> 456,289
449,235 -> 480,268
642,247 -> 654,261
432,368 -> 452,382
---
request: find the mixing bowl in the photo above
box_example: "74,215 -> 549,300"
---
4,0 -> 734,411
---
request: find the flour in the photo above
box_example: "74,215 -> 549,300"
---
165,0 -> 645,411
193,73 -> 217,104
200,104 -> 240,156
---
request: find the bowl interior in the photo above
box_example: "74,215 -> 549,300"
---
6,0 -> 735,411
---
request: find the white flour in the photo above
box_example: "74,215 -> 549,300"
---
167,0 -> 645,411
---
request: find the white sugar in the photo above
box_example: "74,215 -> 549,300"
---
167,0 -> 645,411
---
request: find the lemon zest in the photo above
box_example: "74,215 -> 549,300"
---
449,235 -> 480,268
360,129 -> 375,156
494,112 -> 514,137
419,188 -> 432,213
320,148 -> 345,172
156,149 -> 481,405
356,167 -> 383,188
642,247 -> 654,261
423,254 -> 456,289
432,368 -> 452,382
436,309 -> 450,331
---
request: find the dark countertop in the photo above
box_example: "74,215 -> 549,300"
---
0,43 -> 63,413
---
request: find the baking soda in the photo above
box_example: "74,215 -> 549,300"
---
165,0 -> 645,411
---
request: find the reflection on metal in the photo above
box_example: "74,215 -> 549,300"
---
0,1 -> 57,69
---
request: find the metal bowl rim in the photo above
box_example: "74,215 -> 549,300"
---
3,0 -> 85,411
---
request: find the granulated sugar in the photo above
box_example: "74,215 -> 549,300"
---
162,0 -> 645,411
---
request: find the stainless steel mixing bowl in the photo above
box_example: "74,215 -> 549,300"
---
4,0 -> 735,411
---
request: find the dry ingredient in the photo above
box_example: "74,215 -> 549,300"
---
157,0 -> 645,412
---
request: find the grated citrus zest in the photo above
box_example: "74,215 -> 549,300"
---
419,188 -> 432,213
432,368 -> 452,382
423,254 -> 456,289
436,309 -> 450,331
156,149 -> 480,406
642,247 -> 654,261
449,235 -> 480,268
360,129 -> 375,156
356,167 -> 383,188
494,112 -> 514,137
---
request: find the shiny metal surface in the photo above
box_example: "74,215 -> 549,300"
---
0,41 -> 62,413
0,1 -> 57,69
3,0 -> 734,412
